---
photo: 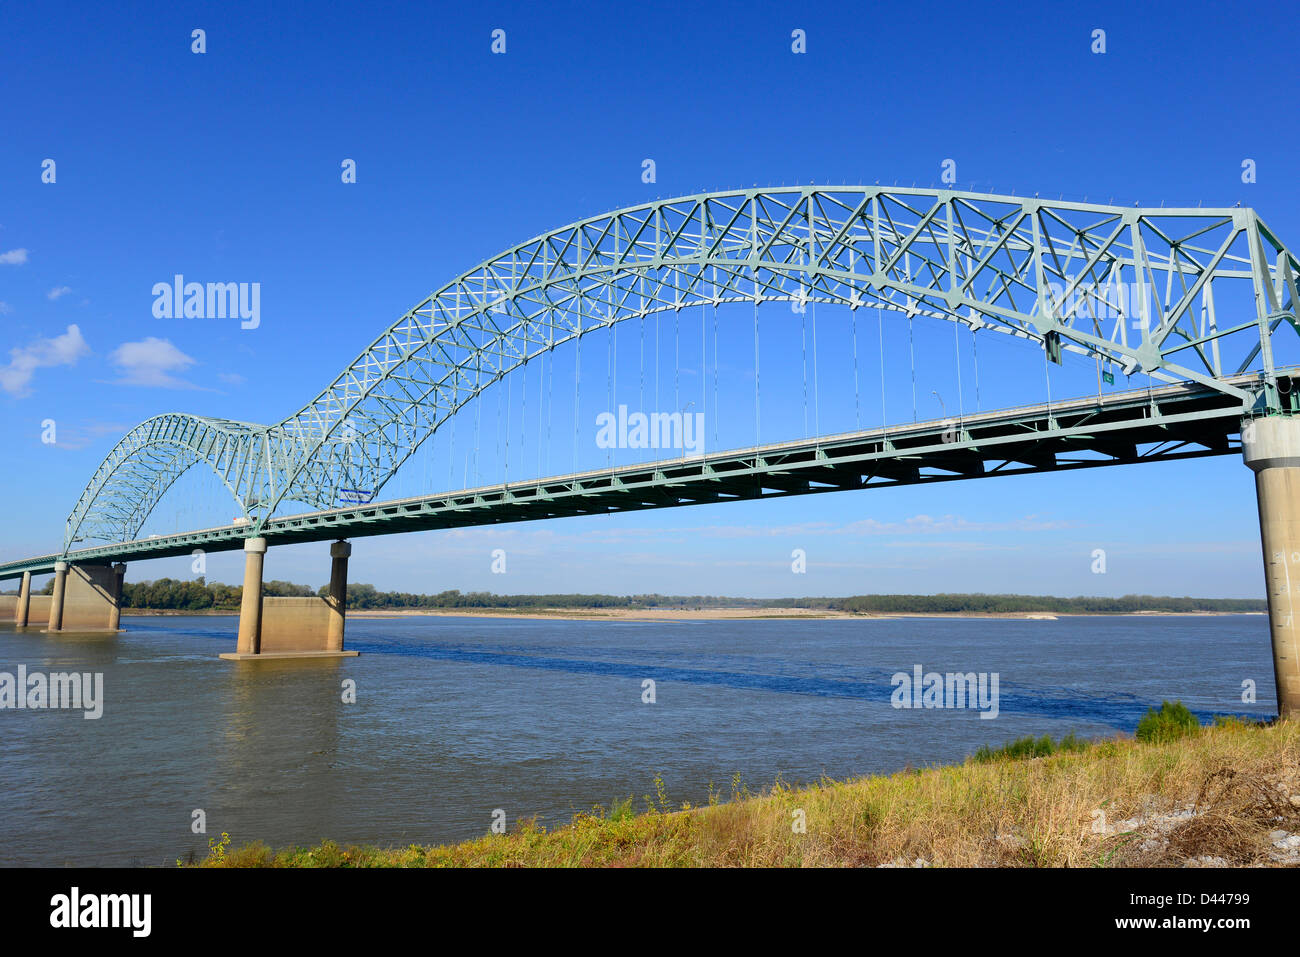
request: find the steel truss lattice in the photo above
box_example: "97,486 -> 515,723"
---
64,187 -> 1300,550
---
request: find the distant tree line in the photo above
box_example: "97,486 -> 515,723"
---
117,578 -> 314,610
336,584 -> 732,610
778,593 -> 1267,614
65,579 -> 1266,614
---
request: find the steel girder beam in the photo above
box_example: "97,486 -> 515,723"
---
63,188 -> 1300,550
2,370 -> 1273,580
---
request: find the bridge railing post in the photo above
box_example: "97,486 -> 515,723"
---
236,538 -> 267,655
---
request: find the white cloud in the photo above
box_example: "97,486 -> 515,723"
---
108,337 -> 198,388
0,248 -> 29,265
47,286 -> 73,300
218,371 -> 245,387
0,302 -> 11,315
0,324 -> 91,396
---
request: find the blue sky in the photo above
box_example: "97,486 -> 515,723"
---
1,0 -> 1295,597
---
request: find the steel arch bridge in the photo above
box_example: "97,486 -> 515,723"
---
63,186 -> 1300,553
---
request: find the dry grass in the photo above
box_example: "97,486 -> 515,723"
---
206,719 -> 1300,868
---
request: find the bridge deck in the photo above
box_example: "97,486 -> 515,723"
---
0,372 -> 1280,580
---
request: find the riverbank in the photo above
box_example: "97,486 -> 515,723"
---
346,608 -> 1263,622
201,718 -> 1300,867
121,606 -> 1263,622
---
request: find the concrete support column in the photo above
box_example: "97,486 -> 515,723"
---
15,571 -> 31,627
1244,416 -> 1300,717
48,561 -> 68,632
326,540 -> 351,652
236,538 -> 267,655
108,563 -> 126,631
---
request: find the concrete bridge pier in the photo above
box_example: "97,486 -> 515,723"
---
1244,415 -> 1300,717
47,562 -> 68,631
14,571 -> 31,627
326,540 -> 351,652
221,537 -> 359,661
108,563 -> 126,631
235,537 -> 267,654
40,562 -> 124,633
6,570 -> 53,629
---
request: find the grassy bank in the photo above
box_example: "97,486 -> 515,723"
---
201,714 -> 1300,868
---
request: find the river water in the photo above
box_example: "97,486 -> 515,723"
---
0,613 -> 1275,866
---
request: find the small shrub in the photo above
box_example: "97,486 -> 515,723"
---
1056,732 -> 1090,754
972,732 -> 1092,763
974,734 -> 1054,763
203,831 -> 231,865
220,840 -> 272,867
653,774 -> 671,813
1211,714 -> 1261,731
1135,700 -> 1202,743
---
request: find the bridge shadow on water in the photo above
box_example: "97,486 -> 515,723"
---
346,636 -> 1255,734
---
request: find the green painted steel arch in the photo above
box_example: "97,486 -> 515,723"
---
65,413 -> 271,547
66,187 -> 1300,550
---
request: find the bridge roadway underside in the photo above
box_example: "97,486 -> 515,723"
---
0,374 -> 1273,581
